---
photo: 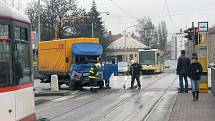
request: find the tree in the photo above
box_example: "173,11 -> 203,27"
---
88,0 -> 105,38
136,17 -> 156,47
87,0 -> 110,56
158,21 -> 168,51
25,0 -> 86,40
25,0 -> 40,32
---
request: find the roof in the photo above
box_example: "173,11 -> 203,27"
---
110,34 -> 123,41
0,2 -> 30,23
109,33 -> 139,42
107,33 -> 148,50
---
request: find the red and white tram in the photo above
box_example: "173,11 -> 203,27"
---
0,3 -> 36,121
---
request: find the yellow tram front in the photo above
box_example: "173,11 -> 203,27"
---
139,49 -> 165,73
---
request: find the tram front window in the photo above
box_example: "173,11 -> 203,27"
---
14,26 -> 31,84
139,51 -> 155,65
0,24 -> 12,87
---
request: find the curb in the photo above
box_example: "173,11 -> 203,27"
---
35,99 -> 50,105
34,91 -> 70,97
177,87 -> 212,91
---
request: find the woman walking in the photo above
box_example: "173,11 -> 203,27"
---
188,56 -> 203,102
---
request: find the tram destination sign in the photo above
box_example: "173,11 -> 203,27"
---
198,22 -> 208,32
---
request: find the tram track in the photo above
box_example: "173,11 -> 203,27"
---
37,72 -> 174,121
87,73 -> 173,121
142,76 -> 178,121
49,92 -> 112,120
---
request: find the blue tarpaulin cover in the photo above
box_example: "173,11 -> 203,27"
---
72,43 -> 103,56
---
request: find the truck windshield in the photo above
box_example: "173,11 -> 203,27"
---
75,56 -> 98,64
139,51 -> 155,65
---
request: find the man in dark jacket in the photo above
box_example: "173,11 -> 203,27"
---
176,50 -> 191,93
129,60 -> 142,90
188,56 -> 203,101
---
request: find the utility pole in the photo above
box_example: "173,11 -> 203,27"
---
192,22 -> 195,54
17,0 -> 20,11
124,25 -> 137,61
92,22 -> 94,38
38,0 -> 41,43
91,12 -> 109,38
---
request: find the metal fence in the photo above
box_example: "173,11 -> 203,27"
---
211,67 -> 215,95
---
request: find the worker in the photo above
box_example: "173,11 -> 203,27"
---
89,63 -> 101,93
129,60 -> 142,90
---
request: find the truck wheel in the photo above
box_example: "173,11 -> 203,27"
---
69,81 -> 81,90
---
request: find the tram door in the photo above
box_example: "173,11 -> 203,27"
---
0,24 -> 16,121
13,26 -> 34,120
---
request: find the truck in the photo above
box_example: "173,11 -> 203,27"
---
38,38 -> 105,89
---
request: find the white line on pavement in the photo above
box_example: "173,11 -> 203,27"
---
52,90 -> 79,102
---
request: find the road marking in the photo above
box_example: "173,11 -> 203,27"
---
142,91 -> 156,96
52,90 -> 79,102
52,95 -> 75,102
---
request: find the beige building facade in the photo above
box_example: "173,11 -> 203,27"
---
106,33 -> 148,63
208,33 -> 215,63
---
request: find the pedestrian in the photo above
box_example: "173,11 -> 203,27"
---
129,60 -> 142,90
176,50 -> 191,93
89,63 -> 101,93
188,56 -> 203,102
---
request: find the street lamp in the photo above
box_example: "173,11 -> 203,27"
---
38,0 -> 41,42
91,11 -> 110,38
124,25 -> 137,61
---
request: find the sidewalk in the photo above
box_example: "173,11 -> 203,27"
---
169,93 -> 215,121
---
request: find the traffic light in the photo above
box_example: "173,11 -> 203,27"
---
194,27 -> 199,45
184,28 -> 193,40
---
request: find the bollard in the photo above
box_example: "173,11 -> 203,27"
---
51,75 -> 59,91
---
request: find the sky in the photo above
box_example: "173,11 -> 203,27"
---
14,0 -> 215,35
77,0 -> 215,35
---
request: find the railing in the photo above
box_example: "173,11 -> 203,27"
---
211,67 -> 215,95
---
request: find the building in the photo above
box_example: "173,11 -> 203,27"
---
184,40 -> 193,59
208,28 -> 215,63
169,38 -> 177,60
106,32 -> 148,62
174,30 -> 188,59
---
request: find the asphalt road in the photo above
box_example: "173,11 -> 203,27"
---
35,62 -> 179,121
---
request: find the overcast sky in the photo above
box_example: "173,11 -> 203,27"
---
78,0 -> 215,35
20,0 -> 215,34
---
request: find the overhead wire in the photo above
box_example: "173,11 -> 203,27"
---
109,0 -> 138,20
164,0 -> 177,31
